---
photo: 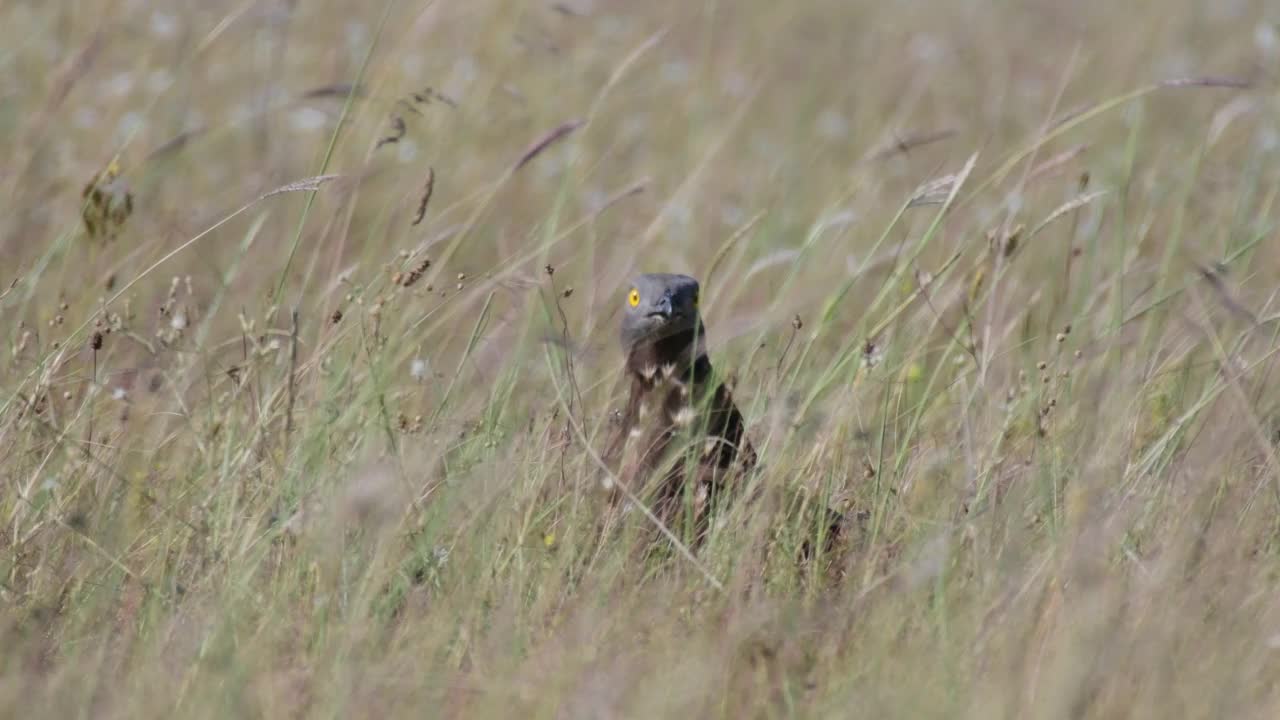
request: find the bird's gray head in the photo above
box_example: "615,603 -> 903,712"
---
619,273 -> 702,349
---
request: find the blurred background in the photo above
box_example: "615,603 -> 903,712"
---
2,0 -> 1279,717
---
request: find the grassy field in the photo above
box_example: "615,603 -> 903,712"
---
2,0 -> 1279,716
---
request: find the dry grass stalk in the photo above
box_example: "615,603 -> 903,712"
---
411,167 -> 435,226
513,120 -> 585,171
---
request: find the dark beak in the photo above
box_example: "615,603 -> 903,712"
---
647,295 -> 673,319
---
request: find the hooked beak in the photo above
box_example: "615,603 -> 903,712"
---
646,295 -> 673,320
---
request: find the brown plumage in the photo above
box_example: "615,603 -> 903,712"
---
601,274 -> 851,564
606,331 -> 758,534
601,275 -> 755,541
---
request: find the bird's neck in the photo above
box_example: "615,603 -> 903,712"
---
625,325 -> 708,382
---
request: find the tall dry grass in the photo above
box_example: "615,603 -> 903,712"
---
2,0 -> 1280,717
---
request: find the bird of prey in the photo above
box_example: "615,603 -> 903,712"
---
601,273 -> 756,542
600,273 -> 852,567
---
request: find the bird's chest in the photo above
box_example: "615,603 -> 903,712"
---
636,369 -> 699,431
616,370 -> 705,472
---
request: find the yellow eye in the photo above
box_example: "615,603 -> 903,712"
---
628,289 -> 641,307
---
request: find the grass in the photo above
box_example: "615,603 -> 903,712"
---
2,0 -> 1280,717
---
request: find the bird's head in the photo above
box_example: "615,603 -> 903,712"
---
619,273 -> 702,349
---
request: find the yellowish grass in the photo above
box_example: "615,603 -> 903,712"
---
1,0 -> 1279,717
